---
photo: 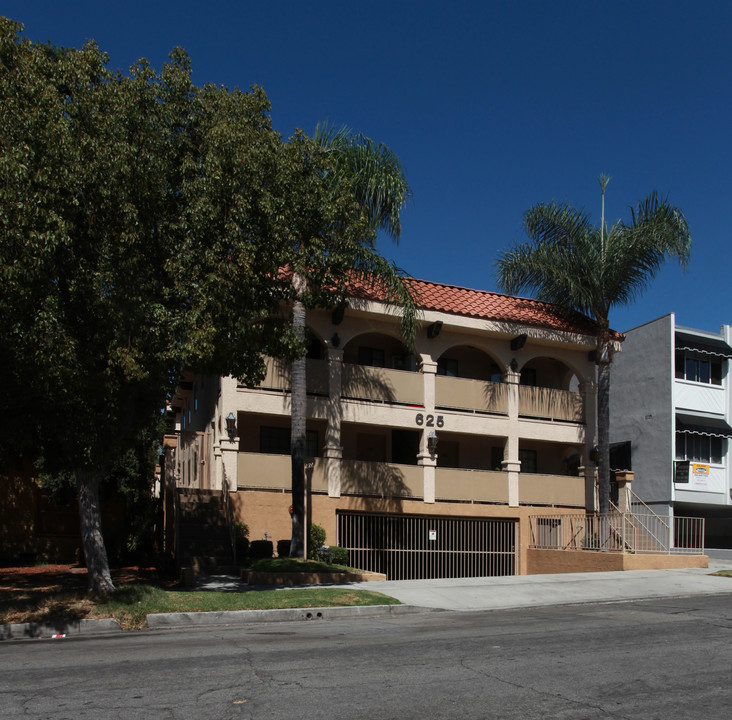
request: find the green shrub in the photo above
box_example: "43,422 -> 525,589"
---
234,522 -> 250,564
277,539 -> 291,558
249,540 -> 273,560
329,546 -> 349,565
308,524 -> 326,559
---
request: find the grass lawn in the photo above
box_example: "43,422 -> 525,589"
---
0,564 -> 399,631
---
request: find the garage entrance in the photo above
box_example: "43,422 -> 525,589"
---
337,511 -> 517,580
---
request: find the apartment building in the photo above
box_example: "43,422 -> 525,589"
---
168,277 -> 605,577
610,314 -> 732,547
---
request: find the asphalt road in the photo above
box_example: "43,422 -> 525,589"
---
1,594 -> 731,719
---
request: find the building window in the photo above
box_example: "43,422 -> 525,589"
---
675,351 -> 723,386
260,427 -> 319,457
675,432 -> 724,464
490,363 -> 503,383
358,346 -> 385,368
519,449 -> 538,474
437,358 -> 458,377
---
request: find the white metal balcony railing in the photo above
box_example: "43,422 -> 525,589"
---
529,512 -> 705,555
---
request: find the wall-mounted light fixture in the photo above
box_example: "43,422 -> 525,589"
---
427,430 -> 439,455
510,334 -> 527,351
225,412 -> 237,440
427,321 -> 443,339
331,333 -> 341,348
589,445 -> 599,464
510,358 -> 519,372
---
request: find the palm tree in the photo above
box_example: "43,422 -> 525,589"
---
496,182 -> 691,515
288,125 -> 414,558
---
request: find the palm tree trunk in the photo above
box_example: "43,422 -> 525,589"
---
77,468 -> 115,594
597,337 -> 611,515
289,285 -> 307,558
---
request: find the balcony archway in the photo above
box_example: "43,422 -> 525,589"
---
434,344 -> 508,415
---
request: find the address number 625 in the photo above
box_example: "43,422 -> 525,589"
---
415,413 -> 444,428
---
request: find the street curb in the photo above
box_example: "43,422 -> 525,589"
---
146,603 -> 423,629
0,617 -> 122,641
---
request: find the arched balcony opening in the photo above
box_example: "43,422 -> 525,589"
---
340,332 -> 421,405
248,325 -> 328,395
518,356 -> 584,422
519,356 -> 577,390
435,345 -> 508,415
517,440 -> 586,507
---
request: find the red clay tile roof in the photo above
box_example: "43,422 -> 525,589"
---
354,276 -> 603,336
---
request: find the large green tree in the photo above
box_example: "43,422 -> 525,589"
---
0,19 -> 392,589
496,181 -> 691,515
286,123 -> 416,558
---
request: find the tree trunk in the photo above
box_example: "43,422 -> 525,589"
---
289,289 -> 307,559
597,337 -> 612,516
77,468 -> 115,594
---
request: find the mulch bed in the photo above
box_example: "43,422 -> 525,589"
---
0,564 -> 168,593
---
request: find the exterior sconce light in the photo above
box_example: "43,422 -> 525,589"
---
510,334 -> 527,351
427,430 -> 439,455
589,445 -> 599,464
427,321 -> 443,339
510,358 -> 519,372
225,412 -> 236,440
331,333 -> 341,348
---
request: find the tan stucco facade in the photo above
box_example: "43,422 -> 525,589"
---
170,284 -> 608,577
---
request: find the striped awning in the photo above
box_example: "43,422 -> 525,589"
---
675,334 -> 732,358
676,413 -> 732,438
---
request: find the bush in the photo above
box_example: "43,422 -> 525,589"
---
329,546 -> 349,565
235,522 -> 250,564
308,524 -> 326,559
277,539 -> 291,558
249,540 -> 273,560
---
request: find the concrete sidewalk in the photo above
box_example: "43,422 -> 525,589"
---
332,558 -> 732,612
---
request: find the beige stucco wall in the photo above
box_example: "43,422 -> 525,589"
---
231,488 -> 584,575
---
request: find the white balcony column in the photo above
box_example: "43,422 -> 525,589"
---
213,442 -> 223,491
418,358 -> 438,503
580,379 -> 598,512
420,357 -> 437,408
503,363 -> 521,507
325,347 -> 344,497
220,434 -> 239,491
215,375 -> 240,491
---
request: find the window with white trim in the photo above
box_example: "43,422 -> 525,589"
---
675,351 -> 723,385
675,432 -> 724,464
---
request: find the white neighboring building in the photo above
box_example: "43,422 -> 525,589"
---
610,314 -> 732,547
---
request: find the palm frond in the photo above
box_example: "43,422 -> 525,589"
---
314,121 -> 412,243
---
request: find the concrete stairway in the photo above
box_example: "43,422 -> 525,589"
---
177,489 -> 236,574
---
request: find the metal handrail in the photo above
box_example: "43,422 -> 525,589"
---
529,511 -> 705,555
628,487 -> 671,530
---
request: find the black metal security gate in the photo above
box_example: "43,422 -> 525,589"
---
337,511 -> 517,580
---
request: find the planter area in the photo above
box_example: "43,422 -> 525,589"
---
245,570 -> 386,586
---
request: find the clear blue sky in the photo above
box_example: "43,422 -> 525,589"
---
5,1 -> 731,334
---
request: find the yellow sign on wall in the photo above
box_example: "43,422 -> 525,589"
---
692,463 -> 710,486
